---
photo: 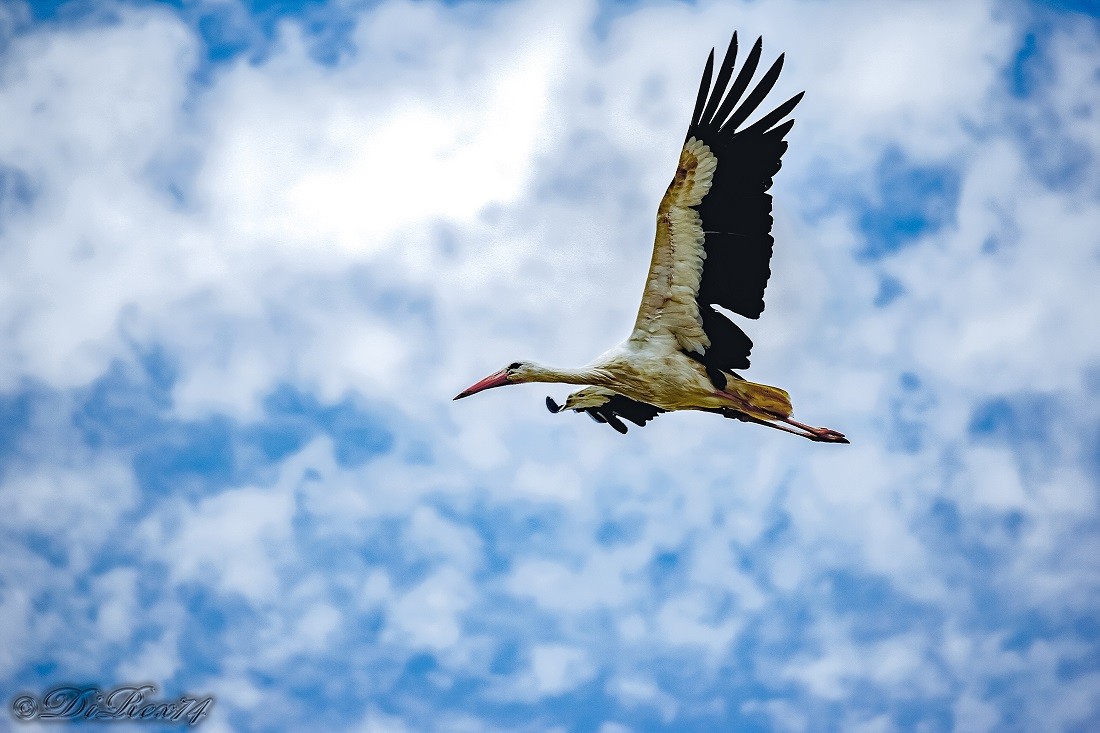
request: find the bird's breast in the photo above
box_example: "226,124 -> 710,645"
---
598,346 -> 723,411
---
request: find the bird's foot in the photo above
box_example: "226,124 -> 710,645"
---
808,426 -> 849,444
770,414 -> 850,444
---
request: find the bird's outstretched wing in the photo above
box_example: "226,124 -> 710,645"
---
631,33 -> 803,376
546,389 -> 665,434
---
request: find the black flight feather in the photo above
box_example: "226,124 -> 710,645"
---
740,92 -> 803,137
690,50 -> 715,129
710,36 -> 763,129
699,32 -> 738,127
552,393 -> 666,434
720,53 -> 784,133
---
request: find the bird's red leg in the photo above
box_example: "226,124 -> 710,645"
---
736,415 -> 830,441
716,390 -> 848,443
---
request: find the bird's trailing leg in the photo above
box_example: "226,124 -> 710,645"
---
716,389 -> 848,444
721,410 -> 845,442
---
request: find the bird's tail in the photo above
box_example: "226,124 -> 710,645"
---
724,378 -> 793,420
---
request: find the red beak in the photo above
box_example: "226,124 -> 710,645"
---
454,369 -> 511,400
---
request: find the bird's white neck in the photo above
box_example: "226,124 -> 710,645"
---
522,363 -> 609,387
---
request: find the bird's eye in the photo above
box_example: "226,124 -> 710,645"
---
507,362 -> 522,371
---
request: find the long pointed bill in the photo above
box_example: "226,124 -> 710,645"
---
454,369 -> 511,400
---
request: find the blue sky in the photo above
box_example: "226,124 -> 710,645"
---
1,0 -> 1099,731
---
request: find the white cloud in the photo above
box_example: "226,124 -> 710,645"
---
740,698 -> 808,733
116,634 -> 183,685
506,544 -> 649,614
0,457 -> 137,568
516,643 -> 596,698
2,0 -> 1100,729
953,692 -> 1001,733
596,723 -> 633,733
607,675 -> 678,723
355,706 -> 413,733
92,567 -> 139,642
653,590 -> 741,654
383,567 -> 474,652
152,483 -> 296,602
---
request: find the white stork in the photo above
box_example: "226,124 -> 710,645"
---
454,33 -> 847,444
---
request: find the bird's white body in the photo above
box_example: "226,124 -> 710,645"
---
518,335 -> 791,424
582,338 -> 728,411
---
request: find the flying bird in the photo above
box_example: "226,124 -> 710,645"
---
455,33 -> 847,444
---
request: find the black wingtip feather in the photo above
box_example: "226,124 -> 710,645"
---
700,32 -> 738,126
711,35 -> 763,130
721,52 -> 784,133
740,91 -> 804,137
759,117 -> 796,141
690,49 -> 716,129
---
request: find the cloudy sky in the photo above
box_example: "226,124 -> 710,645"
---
1,0 -> 1098,730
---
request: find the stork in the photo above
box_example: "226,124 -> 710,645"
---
454,33 -> 847,444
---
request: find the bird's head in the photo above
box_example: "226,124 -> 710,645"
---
454,361 -> 537,400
